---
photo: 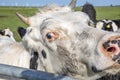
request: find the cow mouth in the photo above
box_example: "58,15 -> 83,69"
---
99,35 -> 120,65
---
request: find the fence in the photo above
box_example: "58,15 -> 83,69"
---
0,64 -> 77,80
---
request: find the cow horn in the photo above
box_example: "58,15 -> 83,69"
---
69,0 -> 77,9
16,12 -> 30,25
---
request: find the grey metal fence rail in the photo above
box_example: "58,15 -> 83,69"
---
0,64 -> 76,80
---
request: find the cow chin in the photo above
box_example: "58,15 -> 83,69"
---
93,33 -> 120,75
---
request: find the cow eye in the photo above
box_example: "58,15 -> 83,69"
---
46,32 -> 58,42
46,32 -> 55,39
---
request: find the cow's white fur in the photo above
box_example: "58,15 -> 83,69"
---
0,28 -> 31,80
0,36 -> 30,68
0,28 -> 30,68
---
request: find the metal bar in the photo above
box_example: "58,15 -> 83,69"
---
0,64 -> 76,80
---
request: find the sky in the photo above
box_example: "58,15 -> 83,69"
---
0,0 -> 120,6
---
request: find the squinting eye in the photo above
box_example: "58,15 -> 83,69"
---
46,32 -> 55,39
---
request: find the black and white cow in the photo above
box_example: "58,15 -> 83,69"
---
96,19 -> 118,32
82,3 -> 120,32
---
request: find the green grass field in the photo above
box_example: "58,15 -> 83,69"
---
0,6 -> 120,41
0,6 -> 38,41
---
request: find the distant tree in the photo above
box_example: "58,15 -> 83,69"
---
110,4 -> 113,7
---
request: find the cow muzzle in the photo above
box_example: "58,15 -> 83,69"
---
99,34 -> 120,65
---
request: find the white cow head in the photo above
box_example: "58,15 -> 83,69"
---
21,16 -> 120,79
16,0 -> 120,79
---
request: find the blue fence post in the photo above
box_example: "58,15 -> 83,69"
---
0,64 -> 77,80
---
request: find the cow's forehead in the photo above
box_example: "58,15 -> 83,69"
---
40,18 -> 68,28
17,7 -> 90,28
40,17 -> 83,35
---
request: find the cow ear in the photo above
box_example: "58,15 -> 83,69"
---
16,12 -> 30,26
69,0 -> 76,9
17,27 -> 26,38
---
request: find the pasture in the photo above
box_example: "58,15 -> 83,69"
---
0,6 -> 120,41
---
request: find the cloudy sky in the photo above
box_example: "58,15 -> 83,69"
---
0,0 -> 120,6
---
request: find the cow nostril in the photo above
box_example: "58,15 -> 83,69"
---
107,47 -> 116,53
